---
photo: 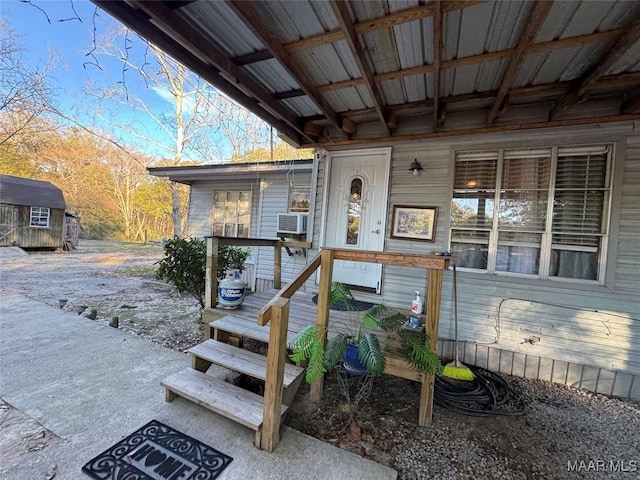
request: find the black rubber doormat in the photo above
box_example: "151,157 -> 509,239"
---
312,294 -> 376,311
82,420 -> 233,480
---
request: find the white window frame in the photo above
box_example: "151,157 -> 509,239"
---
30,207 -> 50,228
450,144 -> 614,285
288,184 -> 311,213
212,191 -> 251,238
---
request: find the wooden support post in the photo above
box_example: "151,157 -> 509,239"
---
205,237 -> 219,309
192,356 -> 212,373
260,297 -> 289,452
165,389 -> 178,402
419,268 -> 444,426
274,241 -> 282,290
311,249 -> 334,402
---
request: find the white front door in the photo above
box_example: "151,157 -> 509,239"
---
322,148 -> 391,292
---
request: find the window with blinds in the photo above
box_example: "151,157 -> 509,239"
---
213,191 -> 250,238
451,145 -> 612,283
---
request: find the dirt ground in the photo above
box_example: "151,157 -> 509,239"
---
1,241 -> 638,479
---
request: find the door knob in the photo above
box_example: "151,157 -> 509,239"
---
371,229 -> 380,234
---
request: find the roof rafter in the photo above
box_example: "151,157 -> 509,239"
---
305,114 -> 640,149
307,28 -> 625,94
432,1 -> 443,130
231,1 -> 483,66
486,1 -> 553,126
226,0 -> 350,138
331,0 -> 390,136
313,72 -> 640,123
550,15 -> 640,120
622,89 -> 640,114
130,0 -> 316,144
93,0 -> 304,146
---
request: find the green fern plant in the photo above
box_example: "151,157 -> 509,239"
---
290,282 -> 443,383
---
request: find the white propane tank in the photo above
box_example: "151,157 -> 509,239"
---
218,269 -> 247,308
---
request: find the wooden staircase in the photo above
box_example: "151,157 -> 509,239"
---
162,322 -> 306,449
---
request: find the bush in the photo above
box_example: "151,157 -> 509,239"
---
155,236 -> 251,309
155,236 -> 206,308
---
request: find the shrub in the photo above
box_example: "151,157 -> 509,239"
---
155,236 -> 251,309
155,236 -> 206,308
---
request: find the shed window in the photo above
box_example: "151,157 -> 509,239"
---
450,145 -> 612,283
213,191 -> 250,237
30,207 -> 50,228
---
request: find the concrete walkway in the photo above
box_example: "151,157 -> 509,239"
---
0,292 -> 397,480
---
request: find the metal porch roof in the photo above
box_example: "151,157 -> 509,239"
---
147,158 -> 314,184
94,0 -> 640,148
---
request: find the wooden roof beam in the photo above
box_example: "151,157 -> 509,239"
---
486,1 -> 553,126
306,114 -> 640,149
130,1 -> 316,143
327,72 -> 640,121
331,0 -> 390,136
550,15 -> 640,120
313,28 -> 624,94
94,0 -> 303,146
432,1 -> 443,130
226,0 -> 350,138
229,1 -> 483,65
622,89 -> 640,114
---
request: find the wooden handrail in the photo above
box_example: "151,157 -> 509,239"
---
323,247 -> 450,270
257,253 -> 322,326
258,247 -> 449,451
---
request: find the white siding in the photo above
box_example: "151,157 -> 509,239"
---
305,121 -> 640,397
255,175 -> 311,288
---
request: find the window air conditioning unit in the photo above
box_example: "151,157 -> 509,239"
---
277,213 -> 308,234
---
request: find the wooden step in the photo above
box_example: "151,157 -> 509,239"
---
161,368 -> 288,431
210,315 -> 300,345
188,340 -> 305,388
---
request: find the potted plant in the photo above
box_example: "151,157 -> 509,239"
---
290,282 -> 442,383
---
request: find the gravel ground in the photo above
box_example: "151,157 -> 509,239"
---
1,241 -> 639,479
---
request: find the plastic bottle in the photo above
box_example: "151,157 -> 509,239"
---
411,290 -> 423,314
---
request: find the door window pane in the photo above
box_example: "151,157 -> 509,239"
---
346,178 -> 362,245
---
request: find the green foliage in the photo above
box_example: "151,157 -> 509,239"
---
357,333 -> 385,376
290,282 -> 442,383
155,237 -> 251,308
155,236 -> 206,308
217,244 -> 251,280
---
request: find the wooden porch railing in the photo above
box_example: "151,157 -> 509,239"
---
204,236 -> 312,310
256,247 -> 450,451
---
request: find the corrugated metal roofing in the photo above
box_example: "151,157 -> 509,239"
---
95,0 -> 640,148
0,175 -> 66,209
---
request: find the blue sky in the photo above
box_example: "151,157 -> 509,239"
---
1,0 -> 236,161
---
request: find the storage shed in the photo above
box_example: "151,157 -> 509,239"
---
0,175 -> 67,249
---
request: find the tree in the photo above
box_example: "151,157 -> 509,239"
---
0,21 -> 56,148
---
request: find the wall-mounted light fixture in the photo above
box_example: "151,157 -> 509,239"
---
409,159 -> 423,176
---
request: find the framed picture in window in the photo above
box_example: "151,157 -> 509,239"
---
390,205 -> 437,242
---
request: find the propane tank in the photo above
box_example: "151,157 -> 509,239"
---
218,269 -> 247,309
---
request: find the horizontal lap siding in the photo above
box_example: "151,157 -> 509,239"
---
256,176 -> 310,287
436,130 -> 640,381
304,126 -> 639,393
382,144 -> 451,307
